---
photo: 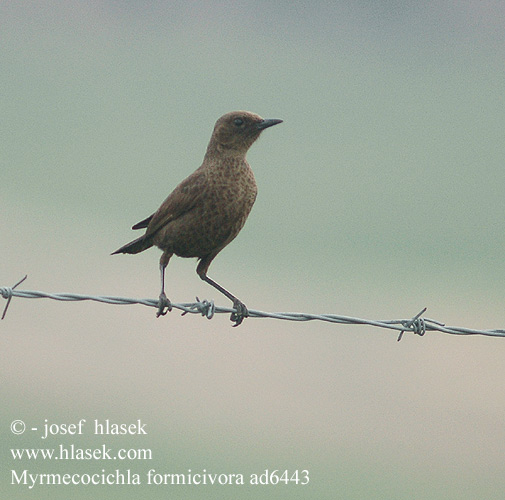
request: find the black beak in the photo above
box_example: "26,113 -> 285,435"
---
256,118 -> 283,130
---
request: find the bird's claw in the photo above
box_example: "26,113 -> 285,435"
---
231,299 -> 248,327
156,293 -> 172,318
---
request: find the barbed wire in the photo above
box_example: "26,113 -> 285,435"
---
1,276 -> 504,339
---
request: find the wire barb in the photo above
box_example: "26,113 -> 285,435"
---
180,297 -> 215,319
1,276 -> 505,338
397,308 -> 427,342
1,275 -> 28,320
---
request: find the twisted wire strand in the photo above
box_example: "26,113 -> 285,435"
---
1,276 -> 505,338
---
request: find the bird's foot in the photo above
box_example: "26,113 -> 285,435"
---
156,292 -> 172,318
230,299 -> 248,327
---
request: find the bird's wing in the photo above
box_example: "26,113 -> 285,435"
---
132,215 -> 153,230
144,169 -> 207,237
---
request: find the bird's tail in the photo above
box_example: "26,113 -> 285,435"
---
112,234 -> 154,255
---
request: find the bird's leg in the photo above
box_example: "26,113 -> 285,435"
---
196,258 -> 248,326
202,274 -> 248,326
157,253 -> 173,317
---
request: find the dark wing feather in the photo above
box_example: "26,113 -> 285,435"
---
145,168 -> 207,237
132,215 -> 153,230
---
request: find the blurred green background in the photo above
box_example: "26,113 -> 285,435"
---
2,1 -> 505,498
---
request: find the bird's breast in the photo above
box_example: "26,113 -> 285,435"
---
200,163 -> 257,237
154,162 -> 257,258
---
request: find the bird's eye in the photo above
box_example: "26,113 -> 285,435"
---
234,118 -> 244,127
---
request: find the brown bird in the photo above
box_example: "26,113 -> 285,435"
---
112,111 -> 282,326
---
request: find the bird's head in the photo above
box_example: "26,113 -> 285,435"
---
206,111 -> 282,157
